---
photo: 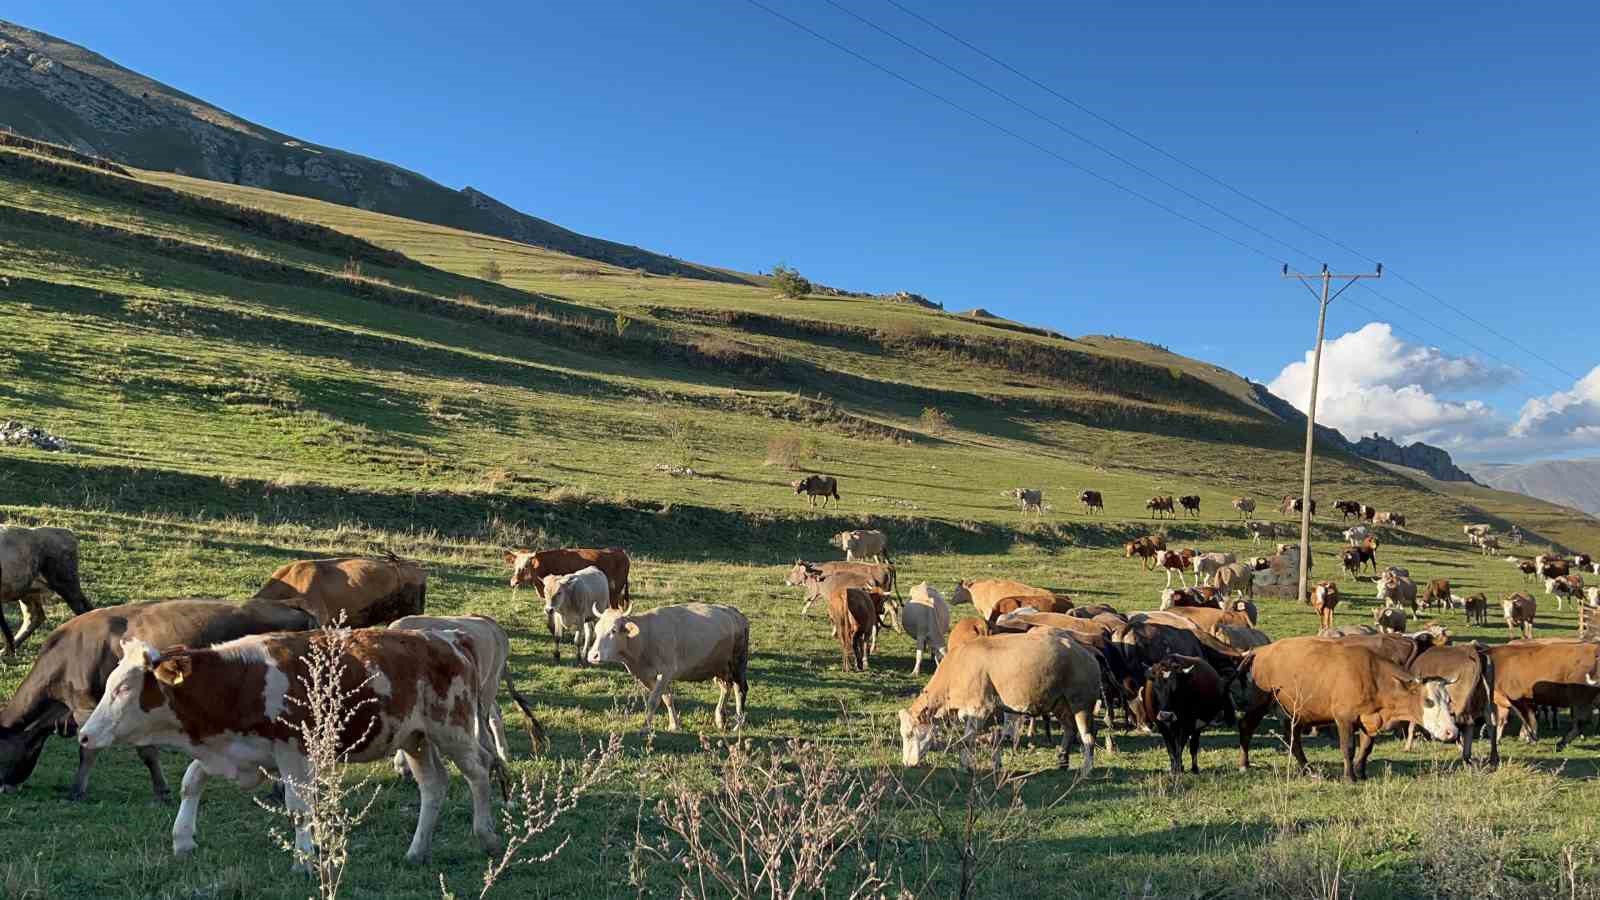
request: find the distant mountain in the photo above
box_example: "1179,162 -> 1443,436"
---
1347,434 -> 1477,484
0,19 -> 754,284
1468,458 -> 1600,517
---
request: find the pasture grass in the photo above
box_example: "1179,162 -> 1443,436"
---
2,145 -> 1600,897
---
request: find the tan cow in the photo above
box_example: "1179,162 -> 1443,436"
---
1487,640 -> 1600,749
503,547 -> 631,606
947,618 -> 991,654
587,603 -> 749,732
898,630 -> 1100,772
835,530 -> 889,563
954,579 -> 1054,620
81,629 -> 501,865
1214,562 -> 1254,599
0,525 -> 94,655
253,555 -> 425,627
1234,637 -> 1459,781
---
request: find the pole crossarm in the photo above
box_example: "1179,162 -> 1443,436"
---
1280,263 -> 1382,605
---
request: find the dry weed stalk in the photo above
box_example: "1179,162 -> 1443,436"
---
255,618 -> 383,899
636,736 -> 895,899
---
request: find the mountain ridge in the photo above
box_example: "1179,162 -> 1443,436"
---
1468,458 -> 1600,517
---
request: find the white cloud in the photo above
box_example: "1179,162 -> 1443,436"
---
1511,365 -> 1600,441
1266,322 -> 1512,444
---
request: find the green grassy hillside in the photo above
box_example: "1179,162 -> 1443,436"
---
4,144 -> 1600,898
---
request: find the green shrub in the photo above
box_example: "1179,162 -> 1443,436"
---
770,263 -> 811,299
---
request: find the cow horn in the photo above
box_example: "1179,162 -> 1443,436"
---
591,601 -> 607,619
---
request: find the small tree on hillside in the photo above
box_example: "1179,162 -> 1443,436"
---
479,259 -> 504,282
770,263 -> 811,299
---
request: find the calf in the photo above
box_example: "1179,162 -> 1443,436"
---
1233,637 -> 1459,781
1311,582 -> 1341,629
540,566 -> 610,663
1231,497 -> 1256,520
1144,655 -> 1228,773
80,629 -> 501,865
1178,495 -> 1201,517
828,586 -> 878,672
1155,549 -> 1196,588
955,579 -> 1056,620
1424,579 -> 1455,612
1503,592 -> 1536,640
792,474 -> 840,508
898,631 -> 1100,772
1374,605 -> 1407,634
1078,490 -> 1104,514
1463,593 -> 1490,627
989,594 -> 1074,618
588,603 -> 750,731
1279,496 -> 1316,518
900,583 -> 951,675
1146,496 -> 1176,519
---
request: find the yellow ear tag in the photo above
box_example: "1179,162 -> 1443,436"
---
170,671 -> 185,685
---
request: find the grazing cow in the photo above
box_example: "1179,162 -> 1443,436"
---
1342,525 -> 1372,546
1373,511 -> 1407,529
1514,558 -> 1538,581
0,599 -> 316,801
1233,637 -> 1459,781
791,474 -> 840,508
1375,573 -> 1419,613
900,583 -> 951,675
1246,521 -> 1274,545
1479,535 -> 1501,556
1374,605 -> 1407,634
787,561 -> 897,613
1160,588 -> 1223,612
1124,537 -> 1163,570
588,603 -> 750,731
1279,495 -> 1316,518
1214,563 -> 1255,599
955,579 -> 1055,620
947,617 -> 991,654
1463,593 -> 1490,627
1011,488 -> 1044,516
1154,549 -> 1196,588
835,530 -> 889,563
1546,575 -> 1584,611
1144,655 -> 1229,773
1231,497 -> 1256,520
1178,495 -> 1201,517
1146,496 -> 1176,519
1310,582 -> 1341,629
828,586 -> 878,672
1403,643 -> 1498,765
897,630 -> 1100,772
0,525 -> 94,655
502,547 -> 631,606
80,629 -> 502,865
1502,592 -> 1536,640
1078,490 -> 1104,514
540,566 -> 610,663
253,554 -> 425,628
1487,640 -> 1600,749
1422,579 -> 1454,611
1334,500 -> 1364,521
988,594 -> 1074,618
1192,552 -> 1238,587
389,615 -> 547,775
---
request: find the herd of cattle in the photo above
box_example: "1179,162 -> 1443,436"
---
3,498 -> 1600,870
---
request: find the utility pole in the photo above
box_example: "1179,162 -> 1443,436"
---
1282,262 -> 1382,606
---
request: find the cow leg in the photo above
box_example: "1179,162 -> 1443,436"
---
440,735 -> 502,858
661,689 -> 682,731
713,678 -> 729,731
546,610 -> 561,664
1557,701 -> 1592,752
1403,721 -> 1418,752
137,746 -> 170,803
1288,725 -> 1309,771
1459,718 -> 1474,765
1072,708 -> 1095,774
272,751 -> 318,871
1187,724 -> 1202,773
486,702 -> 513,768
402,745 -> 448,865
1485,711 -> 1501,767
1158,724 -> 1181,774
912,640 -> 924,676
68,744 -> 98,802
1513,701 -> 1539,742
643,675 -> 670,731
1354,730 -> 1378,780
172,760 -> 208,857
1334,720 -> 1357,782
1237,701 -> 1269,771
0,600 -> 15,656
13,596 -> 46,648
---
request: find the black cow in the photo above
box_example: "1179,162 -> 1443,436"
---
1179,495 -> 1201,517
1334,500 -> 1363,521
1144,655 -> 1230,773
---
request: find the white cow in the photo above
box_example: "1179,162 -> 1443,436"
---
541,566 -> 610,663
897,582 -> 952,675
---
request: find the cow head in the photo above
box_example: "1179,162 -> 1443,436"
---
1404,675 -> 1459,741
586,609 -> 636,666
897,708 -> 939,766
950,582 -> 973,606
784,561 -> 822,587
504,550 -> 541,590
79,639 -> 184,751
0,720 -> 54,794
1145,660 -> 1197,725
1159,589 -> 1180,611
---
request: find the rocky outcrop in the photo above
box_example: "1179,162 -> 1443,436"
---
1348,434 -> 1477,484
0,19 -> 753,285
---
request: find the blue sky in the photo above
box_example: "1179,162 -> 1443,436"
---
10,1 -> 1600,461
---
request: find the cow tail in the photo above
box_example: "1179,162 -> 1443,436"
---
1224,650 -> 1256,697
503,670 -> 548,754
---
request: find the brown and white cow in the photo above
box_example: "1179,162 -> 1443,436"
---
79,628 -> 501,866
1233,637 -> 1458,781
1231,497 -> 1256,520
0,525 -> 94,655
1424,579 -> 1455,611
253,555 -> 426,628
503,547 -> 631,606
1546,574 -> 1585,611
1146,496 -> 1176,519
1311,582 -> 1341,629
1403,642 -> 1498,766
587,603 -> 749,731
1503,592 -> 1537,640
1373,511 -> 1407,528
0,599 -> 316,801
792,474 -> 840,508
1154,549 -> 1196,588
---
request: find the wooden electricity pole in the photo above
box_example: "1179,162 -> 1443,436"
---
1282,262 -> 1382,605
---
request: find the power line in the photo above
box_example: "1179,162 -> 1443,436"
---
744,0 -> 1575,402
877,0 -> 1587,386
